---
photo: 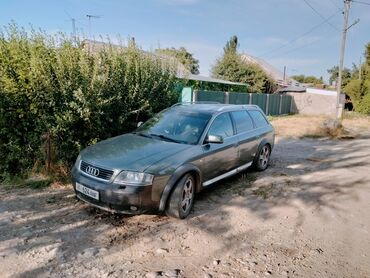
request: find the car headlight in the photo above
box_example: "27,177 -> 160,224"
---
114,171 -> 154,186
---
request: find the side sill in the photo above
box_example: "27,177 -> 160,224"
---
202,161 -> 252,187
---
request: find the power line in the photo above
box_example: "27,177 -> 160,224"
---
258,11 -> 340,58
328,0 -> 343,12
352,0 -> 370,5
268,36 -> 323,59
303,0 -> 340,31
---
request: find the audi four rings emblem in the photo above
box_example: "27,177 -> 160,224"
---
85,166 -> 100,176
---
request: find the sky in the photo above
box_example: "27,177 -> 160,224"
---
1,0 -> 369,82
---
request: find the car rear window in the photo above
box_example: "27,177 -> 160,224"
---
249,110 -> 269,128
231,110 -> 254,134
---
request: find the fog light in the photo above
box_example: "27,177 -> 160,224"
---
130,206 -> 138,211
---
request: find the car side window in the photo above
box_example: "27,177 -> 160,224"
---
231,110 -> 254,133
249,110 -> 269,128
208,113 -> 234,138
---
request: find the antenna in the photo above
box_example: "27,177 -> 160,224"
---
72,18 -> 76,42
86,14 -> 101,41
64,10 -> 77,42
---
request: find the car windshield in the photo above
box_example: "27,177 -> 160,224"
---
136,109 -> 211,145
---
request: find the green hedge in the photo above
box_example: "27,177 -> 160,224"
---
0,24 -> 179,177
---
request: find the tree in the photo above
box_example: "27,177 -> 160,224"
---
291,75 -> 305,83
155,47 -> 200,74
327,66 -> 352,88
305,75 -> 322,84
223,35 -> 238,54
291,74 -> 324,85
211,36 -> 276,93
344,43 -> 370,114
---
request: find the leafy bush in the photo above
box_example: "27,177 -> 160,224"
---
344,43 -> 370,115
0,24 -> 178,178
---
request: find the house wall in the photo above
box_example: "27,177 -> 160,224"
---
287,91 -> 345,117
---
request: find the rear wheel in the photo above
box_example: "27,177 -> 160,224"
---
166,174 -> 195,219
253,144 -> 271,171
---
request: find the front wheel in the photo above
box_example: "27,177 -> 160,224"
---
253,144 -> 271,171
166,174 -> 195,219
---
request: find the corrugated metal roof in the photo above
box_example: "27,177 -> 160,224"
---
276,86 -> 306,93
178,73 -> 247,86
240,53 -> 299,86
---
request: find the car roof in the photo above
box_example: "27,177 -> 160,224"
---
171,103 -> 262,114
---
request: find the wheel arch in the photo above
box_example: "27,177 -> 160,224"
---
257,138 -> 272,154
158,164 -> 202,212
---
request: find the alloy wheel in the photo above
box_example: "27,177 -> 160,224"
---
181,177 -> 194,213
259,145 -> 270,168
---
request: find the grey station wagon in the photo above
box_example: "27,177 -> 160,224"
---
72,103 -> 275,219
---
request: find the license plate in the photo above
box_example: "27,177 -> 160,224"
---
76,182 -> 99,200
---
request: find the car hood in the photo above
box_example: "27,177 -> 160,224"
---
80,133 -> 192,172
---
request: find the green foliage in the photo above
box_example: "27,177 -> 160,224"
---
223,35 -> 238,54
180,79 -> 248,93
304,75 -> 323,84
344,43 -> 370,114
211,36 -> 276,93
1,174 -> 52,189
291,74 -> 305,83
0,24 -> 178,177
327,66 -> 352,88
155,47 -> 199,74
291,74 -> 324,84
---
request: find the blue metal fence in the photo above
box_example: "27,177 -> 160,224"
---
181,88 -> 292,115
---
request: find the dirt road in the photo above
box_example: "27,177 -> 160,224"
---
1,134 -> 370,277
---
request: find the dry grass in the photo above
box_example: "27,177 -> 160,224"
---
342,112 -> 370,135
270,114 -> 327,138
270,114 -> 370,139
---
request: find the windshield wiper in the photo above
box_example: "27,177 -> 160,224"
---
149,133 -> 181,143
133,132 -> 152,138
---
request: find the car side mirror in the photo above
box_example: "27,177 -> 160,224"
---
205,134 -> 223,144
137,121 -> 143,128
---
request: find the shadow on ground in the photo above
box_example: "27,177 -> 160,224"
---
1,136 -> 369,277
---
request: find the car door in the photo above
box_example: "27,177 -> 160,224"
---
201,112 -> 239,182
230,110 -> 259,166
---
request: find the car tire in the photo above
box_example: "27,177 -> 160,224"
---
253,144 -> 271,171
165,173 -> 195,219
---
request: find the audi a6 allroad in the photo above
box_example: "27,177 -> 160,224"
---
72,103 -> 275,219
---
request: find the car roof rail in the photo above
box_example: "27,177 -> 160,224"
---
171,101 -> 221,107
192,101 -> 221,104
243,104 -> 260,109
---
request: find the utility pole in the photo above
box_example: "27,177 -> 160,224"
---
359,57 -> 362,80
283,66 -> 286,85
336,0 -> 351,119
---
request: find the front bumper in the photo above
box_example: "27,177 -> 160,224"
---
71,166 -> 161,214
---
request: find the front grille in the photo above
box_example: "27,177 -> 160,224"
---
80,161 -> 114,180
